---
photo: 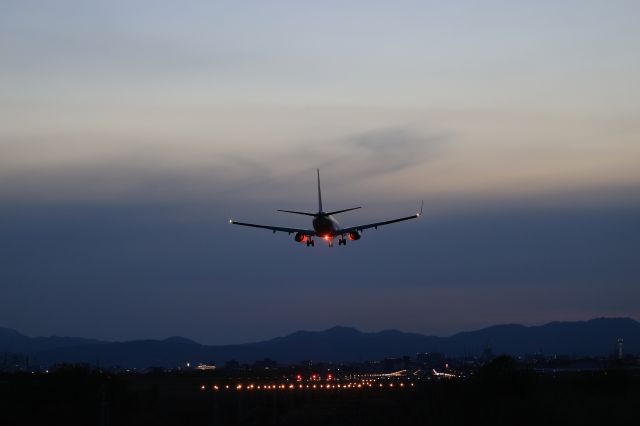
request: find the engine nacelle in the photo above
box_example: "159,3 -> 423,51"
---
348,231 -> 361,241
294,232 -> 307,243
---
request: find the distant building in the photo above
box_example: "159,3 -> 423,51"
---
383,357 -> 404,372
224,359 -> 240,369
196,363 -> 216,371
416,352 -> 445,368
403,355 -> 411,370
481,345 -> 495,363
617,338 -> 624,360
254,358 -> 277,369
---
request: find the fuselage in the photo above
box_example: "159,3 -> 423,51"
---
312,213 -> 339,237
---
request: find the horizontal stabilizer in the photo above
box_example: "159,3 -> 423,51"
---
277,209 -> 317,216
325,207 -> 362,215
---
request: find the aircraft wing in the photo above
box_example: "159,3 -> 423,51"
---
335,201 -> 423,235
336,214 -> 420,235
229,220 -> 316,236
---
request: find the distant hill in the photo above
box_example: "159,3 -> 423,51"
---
1,318 -> 637,368
0,327 -> 104,353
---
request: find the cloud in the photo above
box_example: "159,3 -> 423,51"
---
341,126 -> 448,175
0,123 -> 448,205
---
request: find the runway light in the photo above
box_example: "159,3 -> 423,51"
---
200,385 -> 205,390
213,385 -> 219,390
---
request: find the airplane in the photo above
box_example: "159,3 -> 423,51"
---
229,169 -> 423,247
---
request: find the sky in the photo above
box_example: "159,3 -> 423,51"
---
1,0 -> 639,344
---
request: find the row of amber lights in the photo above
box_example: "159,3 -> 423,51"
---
201,382 -> 414,391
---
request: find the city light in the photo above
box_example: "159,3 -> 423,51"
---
198,378 -> 419,394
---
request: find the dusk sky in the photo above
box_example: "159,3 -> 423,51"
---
1,1 -> 639,344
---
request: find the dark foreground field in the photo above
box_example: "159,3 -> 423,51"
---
2,366 -> 639,426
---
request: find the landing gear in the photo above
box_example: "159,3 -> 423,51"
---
306,239 -> 315,247
338,238 -> 346,246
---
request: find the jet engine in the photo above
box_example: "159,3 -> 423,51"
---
348,231 -> 361,240
294,232 -> 307,243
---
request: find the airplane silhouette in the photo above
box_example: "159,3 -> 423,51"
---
230,169 -> 422,247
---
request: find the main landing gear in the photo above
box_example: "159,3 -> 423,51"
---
306,239 -> 315,247
338,237 -> 346,246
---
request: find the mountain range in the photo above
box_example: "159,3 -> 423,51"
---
1,318 -> 637,368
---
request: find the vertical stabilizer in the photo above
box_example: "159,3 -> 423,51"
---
317,168 -> 323,213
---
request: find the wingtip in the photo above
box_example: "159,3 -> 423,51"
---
228,219 -> 234,224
